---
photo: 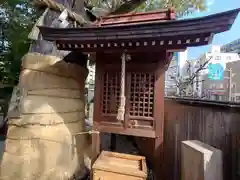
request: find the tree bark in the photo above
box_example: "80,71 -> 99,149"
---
30,0 -> 88,66
0,2 -> 91,180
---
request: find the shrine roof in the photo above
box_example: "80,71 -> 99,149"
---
39,8 -> 240,52
95,8 -> 175,27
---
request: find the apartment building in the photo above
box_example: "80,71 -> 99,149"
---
165,50 -> 189,96
226,60 -> 240,102
179,46 -> 240,99
165,52 -> 179,95
199,46 -> 240,101
201,70 -> 231,101
221,38 -> 240,55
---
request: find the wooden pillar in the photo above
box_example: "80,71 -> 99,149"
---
91,127 -> 100,180
91,54 -> 102,165
91,129 -> 100,165
152,51 -> 168,180
153,137 -> 164,180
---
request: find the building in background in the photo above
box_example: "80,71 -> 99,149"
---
178,49 -> 197,81
196,45 -> 240,100
165,49 -> 199,96
178,49 -> 188,77
85,61 -> 95,103
165,46 -> 240,99
85,61 -> 96,122
201,70 -> 231,101
221,38 -> 240,55
165,51 -> 184,96
177,49 -> 206,97
226,60 -> 240,102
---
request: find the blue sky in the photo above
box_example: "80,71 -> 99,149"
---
185,0 -> 240,60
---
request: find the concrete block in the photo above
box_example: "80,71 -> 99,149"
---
181,140 -> 222,180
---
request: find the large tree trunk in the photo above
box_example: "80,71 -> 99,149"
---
30,0 -> 87,59
0,1 -> 90,180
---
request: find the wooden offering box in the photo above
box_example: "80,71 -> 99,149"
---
92,151 -> 147,180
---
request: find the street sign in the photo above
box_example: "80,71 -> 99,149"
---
207,63 -> 224,80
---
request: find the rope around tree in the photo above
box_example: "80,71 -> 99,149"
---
34,0 -> 89,25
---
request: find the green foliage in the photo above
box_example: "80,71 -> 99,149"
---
86,0 -> 206,17
136,0 -> 206,17
85,0 -> 146,17
0,0 -> 38,85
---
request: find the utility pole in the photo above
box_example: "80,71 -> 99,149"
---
228,68 -> 232,101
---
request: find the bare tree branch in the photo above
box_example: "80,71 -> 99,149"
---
185,56 -> 212,85
186,60 -> 191,74
170,56 -> 212,96
190,79 -> 205,85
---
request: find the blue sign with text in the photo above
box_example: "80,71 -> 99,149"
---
207,63 -> 224,80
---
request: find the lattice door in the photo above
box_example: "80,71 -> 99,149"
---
101,71 -> 155,119
94,52 -> 166,138
129,72 -> 155,118
102,72 -> 120,115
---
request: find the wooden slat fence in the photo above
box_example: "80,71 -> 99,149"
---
136,97 -> 240,180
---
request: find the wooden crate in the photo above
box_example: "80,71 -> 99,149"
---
92,151 -> 147,180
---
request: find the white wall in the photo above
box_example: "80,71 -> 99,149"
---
179,49 -> 188,77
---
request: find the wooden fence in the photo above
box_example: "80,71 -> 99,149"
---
136,97 -> 240,180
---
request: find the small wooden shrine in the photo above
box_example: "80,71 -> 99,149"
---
39,7 -> 240,179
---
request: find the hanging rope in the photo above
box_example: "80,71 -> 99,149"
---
73,130 -> 100,136
5,130 -> 99,141
117,51 -> 130,121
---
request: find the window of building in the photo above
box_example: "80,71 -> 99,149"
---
215,56 -> 221,60
232,84 -> 236,89
226,56 -> 231,60
236,96 -> 240,102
